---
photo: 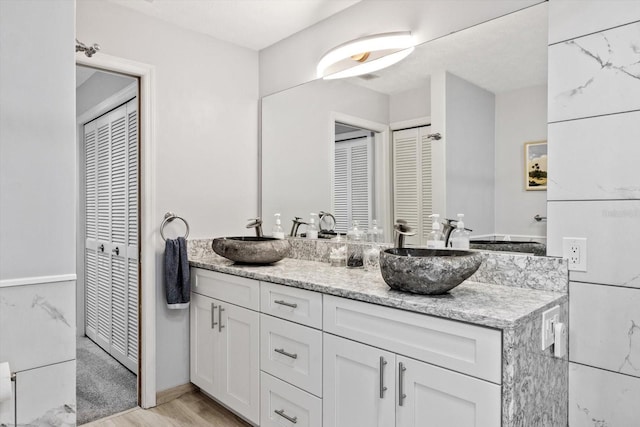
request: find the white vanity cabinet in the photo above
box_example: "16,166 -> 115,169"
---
323,295 -> 502,427
259,281 -> 323,427
190,269 -> 260,425
190,269 -> 505,427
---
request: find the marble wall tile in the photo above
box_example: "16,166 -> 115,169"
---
549,0 -> 640,44
548,111 -> 640,201
569,363 -> 640,426
570,282 -> 640,378
0,281 -> 75,372
15,360 -> 75,426
548,21 -> 640,123
547,200 -> 640,288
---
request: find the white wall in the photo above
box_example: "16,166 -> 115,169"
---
495,85 -> 547,239
76,0 -> 259,392
259,0 -> 542,96
0,0 -> 77,424
76,70 -> 136,117
389,80 -> 430,124
442,72 -> 495,237
547,1 -> 640,425
261,79 -> 388,233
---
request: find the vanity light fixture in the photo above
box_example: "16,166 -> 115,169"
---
317,32 -> 415,80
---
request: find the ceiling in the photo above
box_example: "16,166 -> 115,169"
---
106,0 -> 361,51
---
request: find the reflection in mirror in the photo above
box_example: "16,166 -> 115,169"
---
261,3 -> 549,255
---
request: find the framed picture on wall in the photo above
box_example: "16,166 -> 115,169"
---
525,141 -> 547,191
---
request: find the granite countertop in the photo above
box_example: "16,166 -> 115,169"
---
189,253 -> 567,330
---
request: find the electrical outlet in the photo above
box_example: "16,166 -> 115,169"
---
541,305 -> 560,350
562,237 -> 587,272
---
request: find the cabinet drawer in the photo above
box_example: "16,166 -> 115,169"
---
323,295 -> 502,383
260,372 -> 321,427
191,268 -> 259,311
260,281 -> 322,329
261,314 -> 323,397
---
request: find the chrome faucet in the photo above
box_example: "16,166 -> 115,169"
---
393,219 -> 416,249
441,218 -> 473,247
442,218 -> 457,247
246,218 -> 263,237
290,217 -> 307,237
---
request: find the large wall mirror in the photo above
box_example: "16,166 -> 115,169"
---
261,2 -> 548,253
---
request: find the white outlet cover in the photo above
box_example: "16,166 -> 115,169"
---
542,305 -> 560,350
562,237 -> 587,272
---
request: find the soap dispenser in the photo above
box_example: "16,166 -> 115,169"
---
272,213 -> 285,239
368,219 -> 382,243
426,214 -> 445,249
449,213 -> 470,249
306,213 -> 318,239
346,220 -> 364,268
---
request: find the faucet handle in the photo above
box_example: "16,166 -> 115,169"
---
394,219 -> 416,236
246,218 -> 263,237
246,218 -> 262,227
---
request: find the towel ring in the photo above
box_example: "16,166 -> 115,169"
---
160,212 -> 190,241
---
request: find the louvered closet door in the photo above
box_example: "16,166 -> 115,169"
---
333,136 -> 373,233
393,126 -> 433,247
84,98 -> 138,374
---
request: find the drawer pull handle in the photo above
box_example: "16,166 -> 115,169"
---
274,348 -> 298,359
379,356 -> 388,398
398,362 -> 407,407
274,299 -> 298,309
218,306 -> 225,332
274,409 -> 298,424
211,303 -> 218,329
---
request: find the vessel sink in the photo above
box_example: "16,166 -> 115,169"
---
379,248 -> 483,295
212,236 -> 290,264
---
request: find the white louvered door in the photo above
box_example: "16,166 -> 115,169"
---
333,136 -> 373,233
393,126 -> 433,247
84,98 -> 139,374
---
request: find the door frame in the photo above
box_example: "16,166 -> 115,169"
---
76,53 -> 157,408
329,112 -> 391,241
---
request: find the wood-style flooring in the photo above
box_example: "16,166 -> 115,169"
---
82,391 -> 251,427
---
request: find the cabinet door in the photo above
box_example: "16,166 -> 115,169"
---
189,292 -> 221,396
219,301 -> 260,425
395,356 -> 501,427
323,334 -> 395,427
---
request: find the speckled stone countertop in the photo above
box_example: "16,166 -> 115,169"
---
189,252 -> 567,330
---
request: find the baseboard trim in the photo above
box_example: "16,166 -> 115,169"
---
0,274 -> 77,289
156,383 -> 198,405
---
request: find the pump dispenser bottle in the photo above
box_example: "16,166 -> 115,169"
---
272,213 -> 285,239
306,213 -> 318,239
426,214 -> 445,249
449,213 -> 470,249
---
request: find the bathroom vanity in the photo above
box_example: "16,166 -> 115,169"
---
188,241 -> 568,427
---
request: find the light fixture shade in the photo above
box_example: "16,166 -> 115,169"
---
317,32 -> 414,80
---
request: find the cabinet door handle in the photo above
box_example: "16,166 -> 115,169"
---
274,348 -> 298,359
398,362 -> 407,407
112,247 -> 120,256
98,244 -> 104,252
274,299 -> 298,309
379,356 -> 388,398
211,303 -> 218,329
274,409 -> 298,424
218,306 -> 225,332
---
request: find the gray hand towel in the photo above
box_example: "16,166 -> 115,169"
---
164,236 -> 190,309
